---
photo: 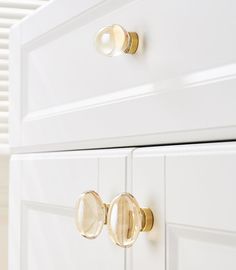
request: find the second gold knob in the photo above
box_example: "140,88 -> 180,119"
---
107,193 -> 154,247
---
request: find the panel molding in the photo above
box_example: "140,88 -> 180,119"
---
167,224 -> 236,270
23,63 -> 236,121
21,201 -> 75,270
21,200 -> 75,218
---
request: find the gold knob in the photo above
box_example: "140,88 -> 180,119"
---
75,191 -> 108,239
95,24 -> 139,56
107,193 -> 154,248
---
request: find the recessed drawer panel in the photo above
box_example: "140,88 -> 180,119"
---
10,0 -> 236,152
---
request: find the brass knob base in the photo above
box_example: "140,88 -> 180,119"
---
140,208 -> 154,232
104,203 -> 109,225
125,32 -> 139,54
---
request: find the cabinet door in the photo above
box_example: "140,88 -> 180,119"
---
166,143 -> 236,270
9,143 -> 236,270
131,150 -> 165,270
133,142 -> 236,269
10,0 -> 236,153
9,149 -> 133,270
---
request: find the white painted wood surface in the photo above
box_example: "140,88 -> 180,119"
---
0,207 -> 8,270
8,0 -> 236,269
167,225 -> 236,270
10,0 -> 236,153
9,149 -> 133,270
134,142 -> 236,270
10,142 -> 236,270
0,1 -> 49,270
131,152 -> 165,270
9,147 -> 166,270
166,149 -> 236,231
0,0 -> 49,153
0,155 -> 8,270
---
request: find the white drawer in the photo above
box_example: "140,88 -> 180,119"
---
10,0 -> 236,152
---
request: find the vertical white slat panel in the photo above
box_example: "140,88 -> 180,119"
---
0,123 -> 7,133
0,0 -> 47,9
0,2 -> 50,270
0,28 -> 9,38
0,91 -> 8,100
0,39 -> 8,49
0,70 -> 8,80
0,81 -> 8,90
0,18 -> 19,27
0,59 -> 8,69
0,100 -> 8,111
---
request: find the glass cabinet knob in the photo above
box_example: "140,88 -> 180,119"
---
95,24 -> 139,56
107,193 -> 154,247
75,191 -> 108,239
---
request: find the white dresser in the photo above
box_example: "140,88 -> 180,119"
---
9,0 -> 236,269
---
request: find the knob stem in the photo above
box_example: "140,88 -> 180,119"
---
125,32 -> 139,54
104,203 -> 110,225
140,208 -> 154,232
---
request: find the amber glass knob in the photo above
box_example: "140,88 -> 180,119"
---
95,24 -> 139,56
75,191 -> 108,239
107,193 -> 154,247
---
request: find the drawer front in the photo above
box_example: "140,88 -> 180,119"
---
9,148 -> 165,270
10,0 -> 236,152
